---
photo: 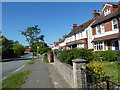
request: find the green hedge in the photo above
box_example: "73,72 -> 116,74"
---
100,50 -> 119,62
58,48 -> 94,65
43,53 -> 48,63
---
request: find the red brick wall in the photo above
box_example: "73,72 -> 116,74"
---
92,27 -> 96,35
104,21 -> 112,32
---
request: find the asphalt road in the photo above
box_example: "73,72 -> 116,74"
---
1,53 -> 33,80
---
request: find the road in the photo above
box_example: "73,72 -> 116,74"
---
1,53 -> 33,80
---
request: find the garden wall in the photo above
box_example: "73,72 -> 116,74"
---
54,54 -> 74,87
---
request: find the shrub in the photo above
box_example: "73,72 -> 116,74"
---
86,61 -> 106,83
100,50 -> 119,62
2,46 -> 15,59
12,44 -> 25,56
86,61 -> 106,77
43,53 -> 48,63
92,54 -> 101,61
115,50 -> 120,60
59,48 -> 94,65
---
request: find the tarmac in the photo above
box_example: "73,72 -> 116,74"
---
18,56 -> 70,88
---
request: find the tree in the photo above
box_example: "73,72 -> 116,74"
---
1,35 -> 15,59
19,25 -> 44,59
37,42 -> 50,55
12,44 -> 25,56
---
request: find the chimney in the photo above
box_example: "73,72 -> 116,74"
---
93,10 -> 100,17
58,39 -> 62,42
118,2 -> 120,7
73,24 -> 77,29
63,35 -> 67,39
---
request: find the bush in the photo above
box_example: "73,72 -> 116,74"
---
43,53 -> 48,63
12,44 -> 25,56
115,50 -> 120,60
2,46 -> 15,59
100,50 -> 119,62
86,61 -> 106,83
93,54 -> 101,61
59,48 -> 94,65
86,61 -> 106,77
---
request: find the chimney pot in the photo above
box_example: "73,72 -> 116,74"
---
72,24 -> 77,29
93,10 -> 100,18
94,10 -> 97,13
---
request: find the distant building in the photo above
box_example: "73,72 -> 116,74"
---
25,46 -> 32,52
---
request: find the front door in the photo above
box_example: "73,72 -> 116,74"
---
115,40 -> 119,50
112,40 -> 119,50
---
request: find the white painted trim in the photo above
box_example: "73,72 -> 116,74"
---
0,65 -> 25,81
102,3 -> 112,12
111,19 -> 118,31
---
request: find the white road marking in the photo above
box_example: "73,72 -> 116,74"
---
0,65 -> 25,81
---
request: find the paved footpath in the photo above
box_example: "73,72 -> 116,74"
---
18,56 -> 70,88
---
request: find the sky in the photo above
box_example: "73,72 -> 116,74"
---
2,2 -> 116,46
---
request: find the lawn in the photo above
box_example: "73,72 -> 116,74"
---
2,71 -> 31,88
26,60 -> 37,65
94,61 -> 120,83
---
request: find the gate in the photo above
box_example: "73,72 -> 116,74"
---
81,68 -> 120,89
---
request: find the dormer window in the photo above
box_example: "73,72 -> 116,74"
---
104,8 -> 111,16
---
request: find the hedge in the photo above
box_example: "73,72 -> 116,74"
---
100,50 -> 119,62
58,48 -> 94,65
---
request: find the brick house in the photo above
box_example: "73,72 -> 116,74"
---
91,2 -> 120,51
65,16 -> 98,49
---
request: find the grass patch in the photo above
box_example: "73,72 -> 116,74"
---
26,60 -> 37,65
102,61 -> 120,83
93,61 -> 120,83
2,71 -> 31,88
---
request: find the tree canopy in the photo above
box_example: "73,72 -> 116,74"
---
19,25 -> 44,52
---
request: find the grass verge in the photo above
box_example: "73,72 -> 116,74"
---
26,60 -> 37,65
2,71 -> 31,88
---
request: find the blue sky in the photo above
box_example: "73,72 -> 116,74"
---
2,2 -> 112,46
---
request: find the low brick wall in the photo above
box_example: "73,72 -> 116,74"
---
54,55 -> 74,87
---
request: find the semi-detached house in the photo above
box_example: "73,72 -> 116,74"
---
65,18 -> 97,49
52,2 -> 120,51
91,2 -> 120,51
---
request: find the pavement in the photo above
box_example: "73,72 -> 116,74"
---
18,55 -> 70,88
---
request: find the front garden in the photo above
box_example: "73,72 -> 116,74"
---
57,48 -> 120,83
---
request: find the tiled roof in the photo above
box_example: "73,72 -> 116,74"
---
66,18 -> 96,38
91,6 -> 120,27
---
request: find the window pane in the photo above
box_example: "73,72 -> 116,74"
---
113,20 -> 117,24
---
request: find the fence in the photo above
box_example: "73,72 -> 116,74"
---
81,67 -> 120,89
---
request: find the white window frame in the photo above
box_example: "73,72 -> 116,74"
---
96,25 -> 101,35
112,19 -> 118,30
104,8 -> 111,16
100,24 -> 105,33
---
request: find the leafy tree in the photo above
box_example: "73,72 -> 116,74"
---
1,35 -> 15,59
19,25 -> 44,53
12,44 -> 25,56
37,42 -> 50,55
13,41 -> 19,46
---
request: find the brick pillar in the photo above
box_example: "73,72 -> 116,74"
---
72,59 -> 87,88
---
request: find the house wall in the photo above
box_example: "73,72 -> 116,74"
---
102,4 -> 117,16
104,21 -> 112,32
